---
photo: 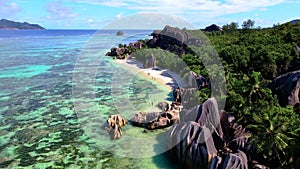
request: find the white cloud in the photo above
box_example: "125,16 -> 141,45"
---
86,18 -> 110,28
88,18 -> 93,23
71,0 -> 286,17
46,0 -> 78,20
70,0 -> 288,28
259,7 -> 268,11
71,0 -> 127,7
115,12 -> 123,20
103,13 -> 195,30
0,0 -> 22,18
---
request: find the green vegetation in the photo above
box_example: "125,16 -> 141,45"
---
134,21 -> 300,168
242,19 -> 255,29
222,22 -> 239,32
198,22 -> 300,168
196,22 -> 300,168
133,48 -> 183,72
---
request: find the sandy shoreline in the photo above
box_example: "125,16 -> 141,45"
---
114,57 -> 188,90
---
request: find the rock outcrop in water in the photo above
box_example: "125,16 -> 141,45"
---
129,99 -> 185,130
266,70 -> 300,106
105,114 -> 127,139
130,109 -> 180,130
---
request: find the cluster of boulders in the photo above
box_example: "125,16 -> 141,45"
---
129,41 -> 143,49
103,25 -> 300,168
104,82 -> 257,168
104,95 -> 183,139
104,77 -> 275,168
105,46 -> 129,59
123,72 -> 209,133
167,97 -> 254,169
146,25 -> 202,55
130,110 -> 179,130
106,25 -> 204,59
129,99 -> 183,130
105,41 -> 144,59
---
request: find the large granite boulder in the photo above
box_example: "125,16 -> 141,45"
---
105,114 -> 127,140
158,101 -> 183,112
180,98 -> 225,139
266,70 -> 300,106
166,121 -> 251,169
173,87 -> 183,103
166,98 -> 253,168
130,111 -> 161,127
204,24 -> 223,32
166,121 -> 218,169
180,98 -> 253,153
173,87 -> 199,109
187,71 -> 209,90
130,110 -> 179,130
221,150 -> 248,169
146,25 -> 202,55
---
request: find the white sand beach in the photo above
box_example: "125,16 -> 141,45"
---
114,57 -> 188,90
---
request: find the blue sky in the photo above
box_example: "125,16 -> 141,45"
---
0,0 -> 299,29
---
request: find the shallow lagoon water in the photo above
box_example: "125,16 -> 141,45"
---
0,30 -> 179,168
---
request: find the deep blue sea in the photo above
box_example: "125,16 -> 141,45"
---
0,30 -> 177,168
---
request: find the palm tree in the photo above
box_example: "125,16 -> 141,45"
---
285,117 -> 300,167
247,106 -> 294,167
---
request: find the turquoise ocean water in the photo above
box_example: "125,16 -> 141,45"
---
0,30 -> 178,168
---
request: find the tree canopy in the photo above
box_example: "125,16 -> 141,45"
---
222,22 -> 239,32
132,21 -> 300,168
192,21 -> 300,168
242,19 -> 255,29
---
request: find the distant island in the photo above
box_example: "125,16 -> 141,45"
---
0,19 -> 45,30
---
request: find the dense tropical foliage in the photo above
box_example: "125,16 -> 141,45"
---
195,22 -> 300,168
132,21 -> 300,168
